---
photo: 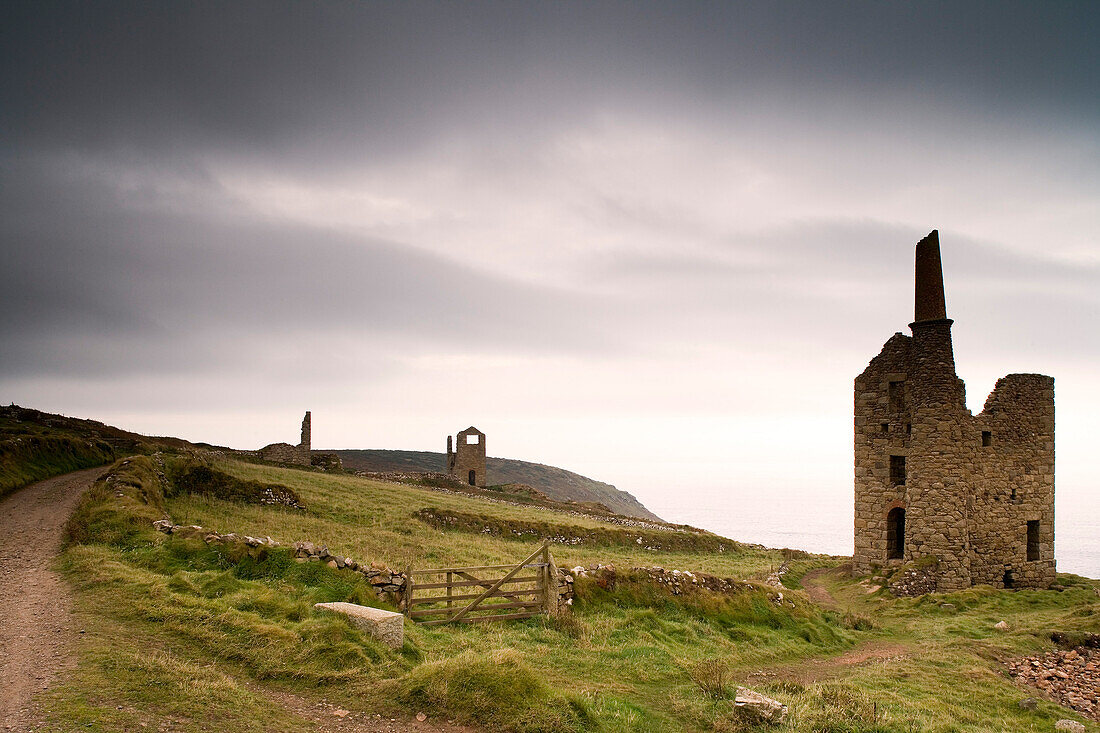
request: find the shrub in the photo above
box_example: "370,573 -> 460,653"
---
686,658 -> 731,698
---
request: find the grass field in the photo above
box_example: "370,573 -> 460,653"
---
39,454 -> 1100,732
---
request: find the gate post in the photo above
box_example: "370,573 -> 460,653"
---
404,563 -> 413,616
543,543 -> 560,616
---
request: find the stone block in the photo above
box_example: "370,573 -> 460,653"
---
314,602 -> 404,649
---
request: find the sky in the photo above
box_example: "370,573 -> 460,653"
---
2,2 -> 1098,565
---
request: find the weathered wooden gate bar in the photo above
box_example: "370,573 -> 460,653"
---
411,588 -> 541,605
449,544 -> 548,623
404,543 -> 555,625
412,576 -> 539,590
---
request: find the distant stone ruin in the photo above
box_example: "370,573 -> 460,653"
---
259,411 -> 312,466
446,426 -> 486,486
853,231 -> 1055,591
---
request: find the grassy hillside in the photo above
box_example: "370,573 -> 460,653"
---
39,453 -> 1100,732
335,448 -> 662,521
0,404 -> 214,498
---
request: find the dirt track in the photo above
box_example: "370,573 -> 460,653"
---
0,467 -> 102,731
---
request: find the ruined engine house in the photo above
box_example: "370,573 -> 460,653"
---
446,426 -> 486,487
852,231 -> 1055,591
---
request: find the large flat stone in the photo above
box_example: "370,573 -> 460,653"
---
314,602 -> 404,649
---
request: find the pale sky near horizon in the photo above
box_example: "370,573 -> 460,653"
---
2,2 -> 1098,555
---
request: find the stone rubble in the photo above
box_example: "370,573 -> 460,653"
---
1007,646 -> 1100,721
886,563 -> 939,597
763,561 -> 790,589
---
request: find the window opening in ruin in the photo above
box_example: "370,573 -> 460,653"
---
465,434 -> 480,444
982,431 -> 992,447
888,381 -> 906,411
1027,520 -> 1040,561
1011,485 -> 1017,500
1003,569 -> 1015,589
906,423 -> 912,436
889,455 -> 906,486
880,423 -> 889,434
468,470 -> 476,485
886,507 -> 905,559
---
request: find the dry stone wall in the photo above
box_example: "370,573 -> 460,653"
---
152,520 -> 412,606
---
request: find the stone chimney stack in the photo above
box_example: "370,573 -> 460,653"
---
914,230 -> 947,323
908,231 -> 963,408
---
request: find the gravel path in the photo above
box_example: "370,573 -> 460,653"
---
0,467 -> 102,731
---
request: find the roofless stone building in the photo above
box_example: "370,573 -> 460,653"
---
446,426 -> 486,486
258,411 -> 311,466
853,231 -> 1055,591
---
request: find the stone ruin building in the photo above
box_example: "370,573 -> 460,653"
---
446,426 -> 486,486
853,231 -> 1055,591
259,411 -> 312,466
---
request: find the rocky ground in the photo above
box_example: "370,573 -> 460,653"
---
0,467 -> 102,732
1008,646 -> 1100,721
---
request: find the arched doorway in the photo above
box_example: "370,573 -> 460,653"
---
468,470 -> 476,485
887,507 -> 905,559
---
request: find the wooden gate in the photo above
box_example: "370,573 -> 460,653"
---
405,543 -> 557,625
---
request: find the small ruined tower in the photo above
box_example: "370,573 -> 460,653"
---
446,426 -> 486,486
852,231 -> 1055,592
299,411 -> 311,457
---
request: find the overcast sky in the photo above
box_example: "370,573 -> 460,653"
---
2,2 -> 1098,560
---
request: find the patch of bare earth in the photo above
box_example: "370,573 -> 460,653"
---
263,690 -> 481,733
746,641 -> 911,686
800,568 -> 840,610
0,467 -> 103,732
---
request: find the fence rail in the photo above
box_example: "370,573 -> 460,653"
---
405,543 -> 557,625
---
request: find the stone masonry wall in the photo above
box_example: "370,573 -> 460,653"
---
970,374 -> 1056,588
852,333 -> 911,576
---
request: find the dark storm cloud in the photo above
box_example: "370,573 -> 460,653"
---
1,1 -> 1097,384
3,1 -> 1097,161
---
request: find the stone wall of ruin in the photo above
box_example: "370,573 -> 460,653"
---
969,374 -> 1056,588
852,333 -> 911,575
259,442 -> 309,466
854,347 -> 1056,590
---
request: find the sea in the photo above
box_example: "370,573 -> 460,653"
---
645,491 -> 1100,580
